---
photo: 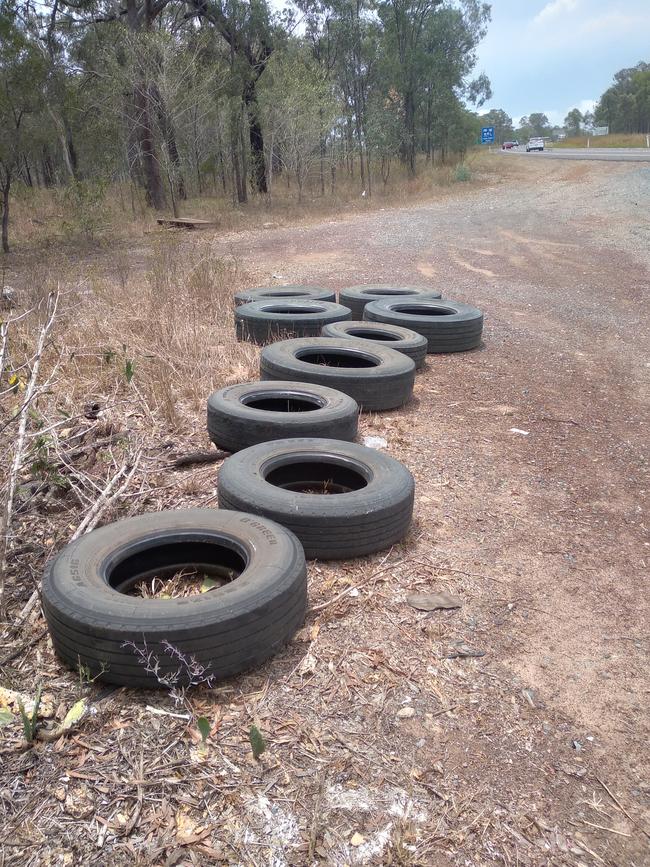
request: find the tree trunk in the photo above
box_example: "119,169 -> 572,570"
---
319,106 -> 326,197
239,118 -> 249,199
134,84 -> 166,210
381,157 -> 390,188
42,148 -> 55,187
64,117 -> 79,177
402,88 -> 417,177
21,157 -> 33,187
425,91 -> 433,163
243,83 -> 267,195
1,172 -> 10,254
152,83 -> 186,200
231,113 -> 246,204
47,106 -> 76,180
219,148 -> 227,194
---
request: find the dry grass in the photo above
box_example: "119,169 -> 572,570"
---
0,237 -> 257,624
6,155 -> 495,256
553,133 -> 650,148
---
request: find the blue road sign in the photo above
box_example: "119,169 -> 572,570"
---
481,126 -> 495,144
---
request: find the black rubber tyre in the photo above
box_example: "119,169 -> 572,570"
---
42,510 -> 307,687
234,285 -> 335,306
364,298 -> 484,353
236,300 -> 351,344
321,320 -> 428,369
218,439 -> 414,559
338,285 -> 442,318
259,337 -> 415,411
207,381 -> 359,451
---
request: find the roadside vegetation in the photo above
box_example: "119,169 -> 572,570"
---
481,59 -> 650,145
0,0 -> 493,255
553,133 -> 649,149
6,152 -> 494,254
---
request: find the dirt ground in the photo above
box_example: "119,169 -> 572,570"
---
1,156 -> 649,866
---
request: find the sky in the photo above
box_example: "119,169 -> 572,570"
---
476,0 -> 650,127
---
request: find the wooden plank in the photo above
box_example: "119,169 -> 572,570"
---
157,218 -> 218,229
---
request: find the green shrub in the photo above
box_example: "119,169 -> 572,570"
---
60,179 -> 108,240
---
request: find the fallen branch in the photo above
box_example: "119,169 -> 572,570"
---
3,452 -> 142,633
0,292 -> 59,618
596,776 -> 650,840
70,454 -> 142,541
171,450 -> 229,469
311,560 -> 405,612
0,628 -> 48,668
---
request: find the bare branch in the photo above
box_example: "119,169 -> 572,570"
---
0,291 -> 59,618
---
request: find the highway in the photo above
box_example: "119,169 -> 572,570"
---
505,147 -> 650,162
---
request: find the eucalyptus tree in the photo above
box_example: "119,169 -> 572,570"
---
479,108 -> 513,144
258,48 -> 336,200
0,3 -> 48,250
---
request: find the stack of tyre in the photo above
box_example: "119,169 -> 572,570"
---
42,281 -> 484,688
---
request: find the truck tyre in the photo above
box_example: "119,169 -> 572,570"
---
321,320 -> 428,369
207,381 -> 359,451
42,510 -> 307,687
234,285 -> 335,306
259,337 -> 415,411
338,285 -> 441,318
218,439 -> 414,559
363,298 -> 484,353
236,300 -> 351,344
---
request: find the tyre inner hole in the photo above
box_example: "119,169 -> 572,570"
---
346,328 -> 401,342
107,541 -> 246,598
265,460 -> 368,494
296,350 -> 379,368
392,305 -> 454,316
260,292 -> 310,298
364,289 -> 420,296
242,394 -> 325,412
261,305 -> 325,314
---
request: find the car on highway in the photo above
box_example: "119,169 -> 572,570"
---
526,137 -> 544,152
501,141 -> 516,149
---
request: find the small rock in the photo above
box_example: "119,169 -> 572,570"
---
1,285 -> 16,306
445,642 -> 485,659
397,706 -> 416,719
408,592 -> 462,611
362,435 -> 388,450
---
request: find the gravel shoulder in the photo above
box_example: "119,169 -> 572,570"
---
206,156 -> 650,862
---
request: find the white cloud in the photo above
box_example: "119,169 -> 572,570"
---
533,0 -> 579,25
581,12 -> 650,34
539,99 -> 595,127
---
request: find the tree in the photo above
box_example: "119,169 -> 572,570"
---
365,88 -> 403,186
377,0 -> 490,173
0,0 -> 495,228
0,5 -> 47,251
594,61 -> 650,133
479,108 -> 513,143
186,0 -> 279,196
564,108 -> 583,137
259,50 -> 336,201
527,112 -> 550,137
